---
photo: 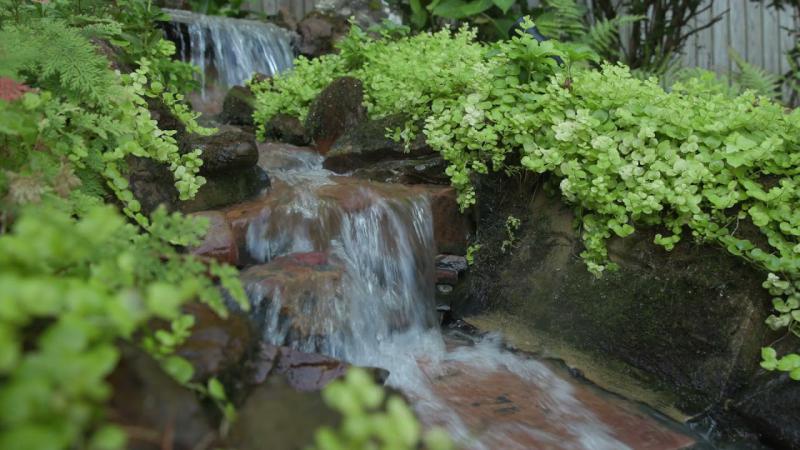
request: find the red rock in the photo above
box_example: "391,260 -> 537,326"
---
304,77 -> 366,154
435,268 -> 459,285
422,358 -> 695,450
422,186 -> 472,255
240,255 -> 344,342
189,211 -> 239,266
248,341 -> 348,391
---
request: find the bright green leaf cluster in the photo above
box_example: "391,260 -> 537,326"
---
0,1 -> 249,448
312,368 -> 453,450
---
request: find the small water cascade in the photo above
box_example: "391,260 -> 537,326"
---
234,144 -> 694,450
162,9 -> 294,97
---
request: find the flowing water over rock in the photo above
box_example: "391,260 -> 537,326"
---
163,9 -> 294,105
227,143 -> 695,449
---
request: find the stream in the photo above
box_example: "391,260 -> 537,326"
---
219,143 -> 697,450
164,10 -> 720,450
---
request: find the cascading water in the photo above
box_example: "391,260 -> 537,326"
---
236,144 -> 693,450
162,9 -> 294,97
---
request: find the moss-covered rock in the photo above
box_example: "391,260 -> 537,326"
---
465,174 -> 771,414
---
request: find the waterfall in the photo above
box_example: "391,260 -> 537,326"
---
242,147 -> 437,361
232,144 -> 677,450
162,9 -> 295,96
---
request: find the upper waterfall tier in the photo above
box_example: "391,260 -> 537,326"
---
162,9 -> 295,94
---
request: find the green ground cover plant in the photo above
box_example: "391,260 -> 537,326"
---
252,19 -> 800,380
0,1 -> 247,448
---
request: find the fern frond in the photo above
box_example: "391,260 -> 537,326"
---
729,47 -> 782,99
538,0 -> 586,41
0,20 -> 116,105
585,15 -> 644,58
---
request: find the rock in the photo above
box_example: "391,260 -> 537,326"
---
323,114 -> 434,173
305,77 -> 367,154
219,86 -> 255,126
465,174 -> 771,414
314,0 -> 403,30
435,254 -> 469,318
734,370 -> 800,449
107,344 -> 218,450
257,142 -> 323,172
127,155 -> 179,215
179,165 -> 270,213
426,186 -> 472,255
425,355 -> 695,449
264,113 -> 310,146
435,255 -> 468,285
349,155 -> 450,185
147,97 -> 187,138
240,253 -> 345,347
128,125 -> 264,215
128,160 -> 268,216
180,126 -> 258,175
296,12 -> 350,58
176,303 -> 254,381
189,211 -> 239,266
225,376 -> 340,450
246,341 -> 349,391
436,255 -> 468,277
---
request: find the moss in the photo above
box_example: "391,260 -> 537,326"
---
466,174 -> 771,414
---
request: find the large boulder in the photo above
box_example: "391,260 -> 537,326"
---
464,174 -> 771,414
245,341 -> 349,391
314,0 -> 403,30
304,77 -> 367,154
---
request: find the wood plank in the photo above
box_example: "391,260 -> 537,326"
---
711,0 -> 730,75
763,1 -> 782,76
695,0 -> 713,70
728,0 -> 748,78
746,0 -> 765,69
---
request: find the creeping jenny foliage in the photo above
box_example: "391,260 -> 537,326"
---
0,1 -> 247,448
252,23 -> 800,379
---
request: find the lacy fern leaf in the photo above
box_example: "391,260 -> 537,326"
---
729,47 -> 782,100
0,20 -> 114,105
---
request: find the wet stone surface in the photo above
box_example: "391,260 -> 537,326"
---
418,338 -> 697,450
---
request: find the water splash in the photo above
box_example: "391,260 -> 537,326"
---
163,9 -> 294,96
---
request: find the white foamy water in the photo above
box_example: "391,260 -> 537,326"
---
238,144 -> 645,449
163,9 -> 294,97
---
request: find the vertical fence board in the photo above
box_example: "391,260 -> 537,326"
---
712,0 -> 730,75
